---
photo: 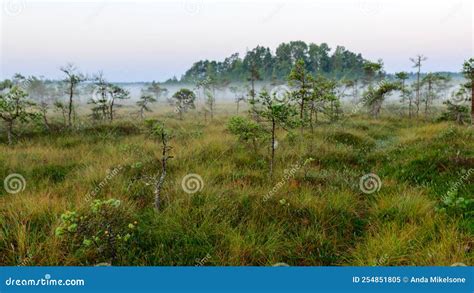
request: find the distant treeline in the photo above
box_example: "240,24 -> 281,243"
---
174,41 -> 369,84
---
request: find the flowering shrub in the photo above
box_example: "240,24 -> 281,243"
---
55,199 -> 138,264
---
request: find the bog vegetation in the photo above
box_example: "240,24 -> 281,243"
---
0,49 -> 473,266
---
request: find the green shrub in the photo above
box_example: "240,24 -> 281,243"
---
55,199 -> 138,265
227,116 -> 266,151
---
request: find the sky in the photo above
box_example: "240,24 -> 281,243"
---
0,0 -> 472,82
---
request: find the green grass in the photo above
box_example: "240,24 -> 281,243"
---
0,108 -> 472,266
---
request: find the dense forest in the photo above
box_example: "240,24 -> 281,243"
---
177,41 -> 369,83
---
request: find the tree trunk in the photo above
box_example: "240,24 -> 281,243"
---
250,79 -> 255,102
210,102 -> 214,120
110,99 -> 115,121
6,120 -> 13,145
68,84 -> 73,127
43,113 -> 50,131
415,64 -> 421,118
300,99 -> 305,134
408,98 -> 412,118
300,99 -> 304,120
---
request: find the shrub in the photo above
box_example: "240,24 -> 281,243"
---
227,116 -> 266,151
55,199 -> 138,265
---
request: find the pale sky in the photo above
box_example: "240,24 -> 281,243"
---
1,0 -> 472,81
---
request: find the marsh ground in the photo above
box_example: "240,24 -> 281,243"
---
0,104 -> 472,266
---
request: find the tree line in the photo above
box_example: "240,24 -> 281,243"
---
179,41 -> 368,84
0,56 -> 472,146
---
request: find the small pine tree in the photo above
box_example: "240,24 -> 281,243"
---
172,88 -> 196,120
136,94 -> 157,119
251,89 -> 297,178
0,85 -> 37,144
362,81 -> 400,118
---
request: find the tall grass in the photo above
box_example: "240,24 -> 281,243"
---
0,109 -> 472,266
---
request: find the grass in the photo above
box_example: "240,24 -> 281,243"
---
0,105 -> 472,266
